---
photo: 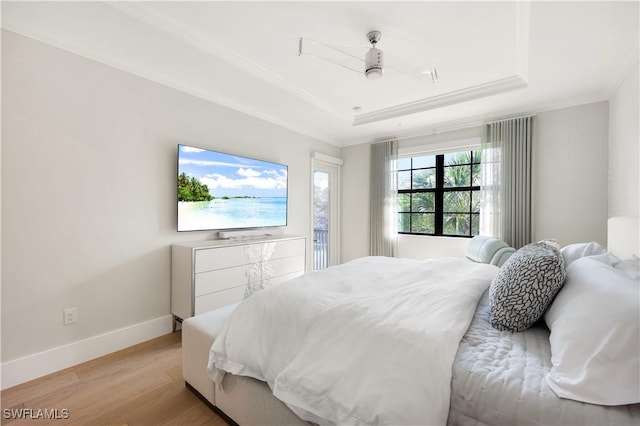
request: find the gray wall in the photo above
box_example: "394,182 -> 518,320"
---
532,101 -> 609,246
340,143 -> 371,262
1,30 -> 339,364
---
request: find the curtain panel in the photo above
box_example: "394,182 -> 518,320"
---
480,116 -> 533,249
370,140 -> 398,256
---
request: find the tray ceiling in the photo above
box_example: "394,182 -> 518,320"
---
2,1 -> 638,146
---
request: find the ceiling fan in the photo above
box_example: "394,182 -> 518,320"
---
298,30 -> 439,82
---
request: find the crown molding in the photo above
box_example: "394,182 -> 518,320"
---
352,75 -> 528,126
343,92 -> 608,147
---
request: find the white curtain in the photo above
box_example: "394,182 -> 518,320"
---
480,116 -> 533,249
370,140 -> 398,256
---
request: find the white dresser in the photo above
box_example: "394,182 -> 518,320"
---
171,235 -> 306,327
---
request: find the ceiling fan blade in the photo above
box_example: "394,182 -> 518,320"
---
298,38 -> 365,75
383,50 -> 439,83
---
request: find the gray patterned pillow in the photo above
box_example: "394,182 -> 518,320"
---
489,242 -> 566,332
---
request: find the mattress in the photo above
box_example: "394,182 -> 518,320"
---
448,290 -> 640,426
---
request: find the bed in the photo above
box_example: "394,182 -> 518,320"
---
182,216 -> 640,425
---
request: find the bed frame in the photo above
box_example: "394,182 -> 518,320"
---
182,303 -> 306,425
181,215 -> 639,425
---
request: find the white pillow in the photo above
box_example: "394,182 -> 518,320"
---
615,257 -> 640,281
544,256 -> 640,405
559,242 -> 607,267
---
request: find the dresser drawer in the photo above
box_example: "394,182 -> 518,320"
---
195,264 -> 248,297
194,245 -> 248,273
270,254 -> 305,278
194,270 -> 304,315
194,286 -> 246,315
194,238 -> 305,273
194,254 -> 306,297
272,238 -> 306,260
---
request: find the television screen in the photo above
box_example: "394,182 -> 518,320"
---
177,144 -> 288,232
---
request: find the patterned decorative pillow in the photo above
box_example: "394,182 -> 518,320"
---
489,242 -> 566,332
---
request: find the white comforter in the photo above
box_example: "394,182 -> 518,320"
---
208,256 -> 498,425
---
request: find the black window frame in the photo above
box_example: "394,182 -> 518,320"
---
397,150 -> 481,237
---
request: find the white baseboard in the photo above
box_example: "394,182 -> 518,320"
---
1,315 -> 173,390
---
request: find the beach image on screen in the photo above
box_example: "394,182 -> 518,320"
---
178,145 -> 288,231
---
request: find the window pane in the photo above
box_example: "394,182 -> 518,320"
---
444,191 -> 470,213
397,157 -> 411,170
398,193 -> 410,211
398,170 -> 411,190
472,164 -> 481,186
411,213 -> 434,233
413,155 -> 435,168
443,214 -> 471,236
412,192 -> 434,212
444,165 -> 471,187
398,213 -> 411,232
471,213 -> 480,236
398,150 -> 481,237
412,168 -> 436,189
444,151 -> 471,166
471,190 -> 480,213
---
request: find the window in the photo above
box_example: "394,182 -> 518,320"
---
398,150 -> 481,237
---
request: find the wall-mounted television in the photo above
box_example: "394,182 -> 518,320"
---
177,144 -> 288,232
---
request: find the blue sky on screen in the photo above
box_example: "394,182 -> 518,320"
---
178,145 -> 287,198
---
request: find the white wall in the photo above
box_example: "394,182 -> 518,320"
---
608,61 -> 639,218
341,101 -> 611,261
1,30 -> 339,386
397,235 -> 469,259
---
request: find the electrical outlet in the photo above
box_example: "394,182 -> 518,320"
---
63,307 -> 78,325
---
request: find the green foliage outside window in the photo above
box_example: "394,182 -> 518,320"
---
398,150 -> 481,237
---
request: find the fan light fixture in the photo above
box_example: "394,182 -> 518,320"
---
365,31 -> 383,80
297,30 -> 438,83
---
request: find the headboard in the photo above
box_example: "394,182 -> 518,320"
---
608,216 -> 639,259
466,235 -> 515,267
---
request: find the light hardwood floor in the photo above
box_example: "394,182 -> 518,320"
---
0,332 -> 228,425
